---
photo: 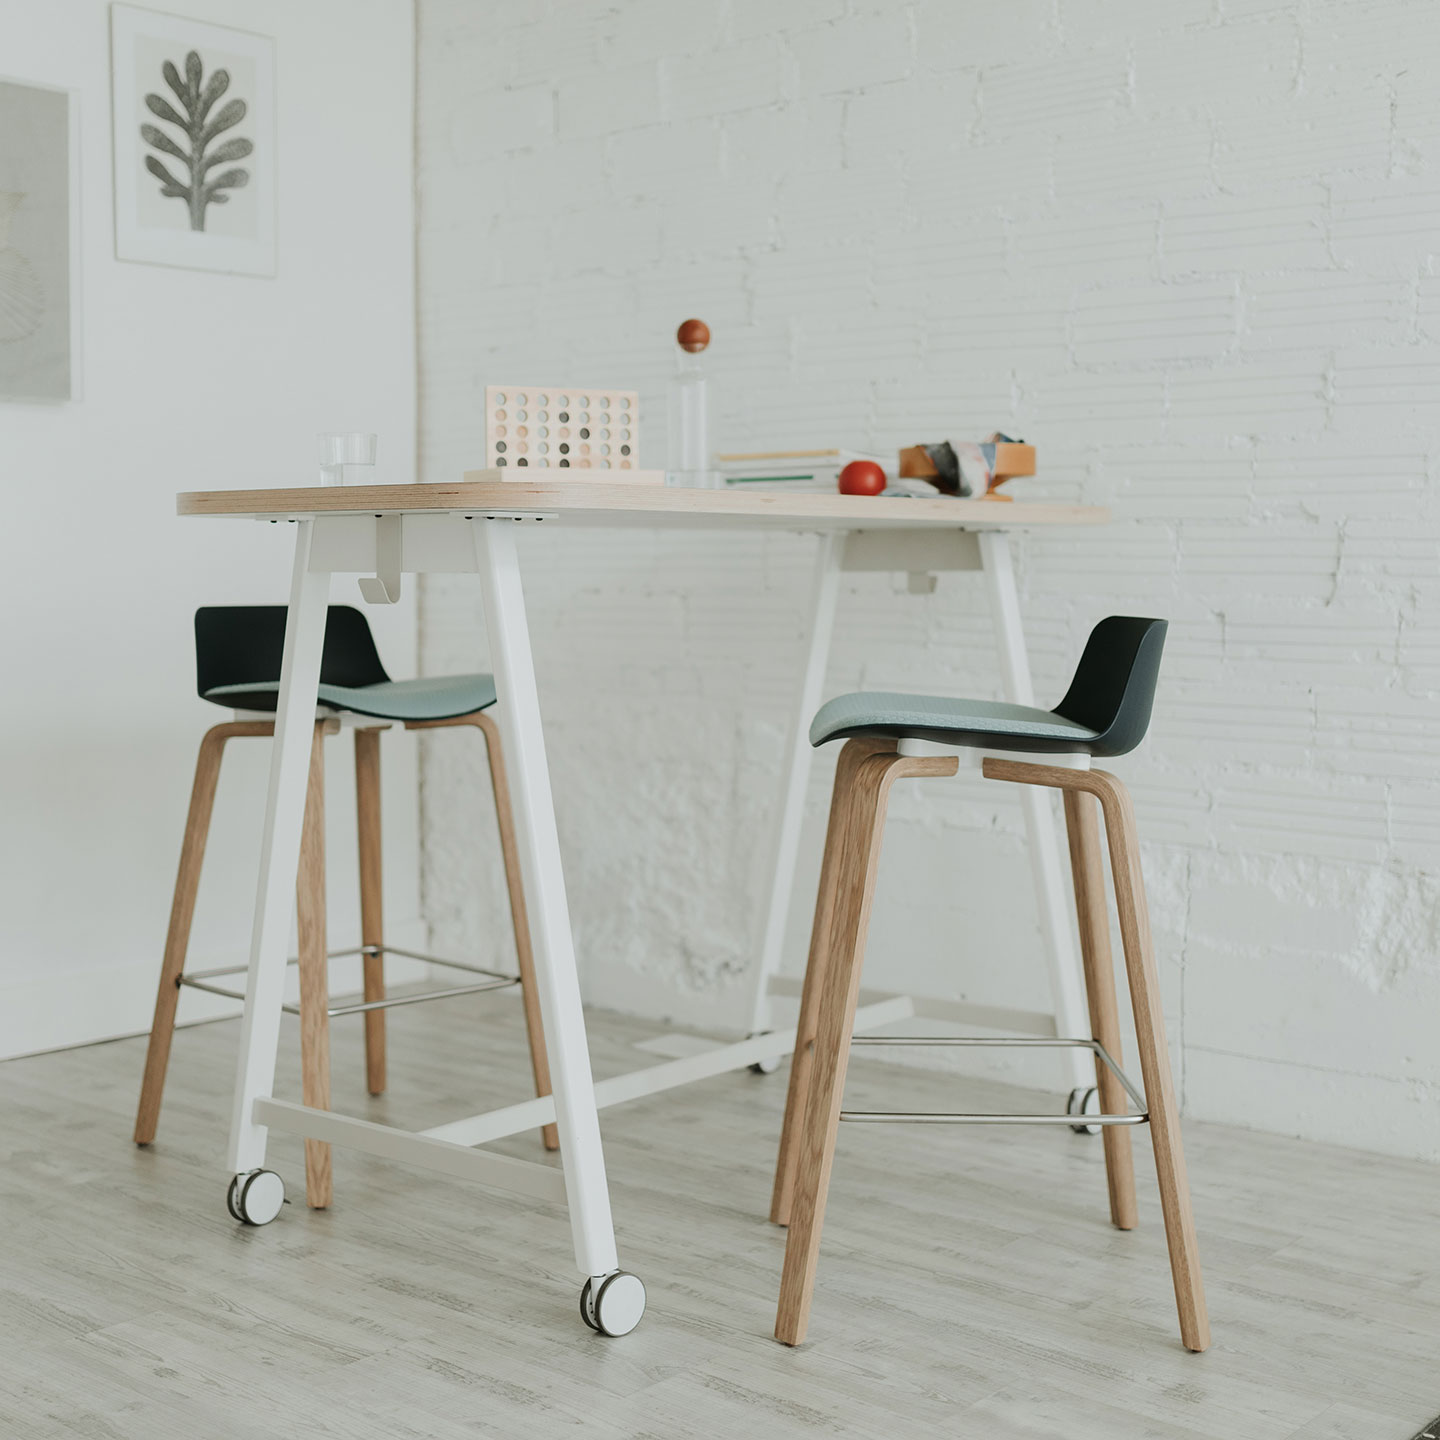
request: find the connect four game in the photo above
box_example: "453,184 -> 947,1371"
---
485,386 -> 647,475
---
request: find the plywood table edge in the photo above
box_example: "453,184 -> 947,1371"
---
176,479 -> 1110,528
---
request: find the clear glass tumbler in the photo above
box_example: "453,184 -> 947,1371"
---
318,432 -> 378,485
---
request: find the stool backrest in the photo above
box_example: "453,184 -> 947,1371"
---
194,606 -> 390,699
1052,616 -> 1167,757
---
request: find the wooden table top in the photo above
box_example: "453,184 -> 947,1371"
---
177,476 -> 1109,532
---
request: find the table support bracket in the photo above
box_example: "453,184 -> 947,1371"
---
252,1097 -> 567,1203
358,515 -> 404,603
421,995 -> 915,1149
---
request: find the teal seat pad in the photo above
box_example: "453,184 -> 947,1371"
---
810,691 -> 1099,750
203,672 -> 497,723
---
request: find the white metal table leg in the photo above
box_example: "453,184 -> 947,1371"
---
470,517 -> 624,1292
978,530 -> 1092,1092
226,521 -> 331,1183
745,532 -> 846,1038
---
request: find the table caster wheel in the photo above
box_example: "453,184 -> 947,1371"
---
1067,1086 -> 1101,1136
227,1169 -> 286,1225
580,1271 -> 646,1337
748,1031 -> 782,1075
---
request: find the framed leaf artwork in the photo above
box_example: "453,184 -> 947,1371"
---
110,4 -> 275,276
0,76 -> 80,402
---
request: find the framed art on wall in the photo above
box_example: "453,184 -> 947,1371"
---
0,77 -> 80,402
110,4 -> 275,276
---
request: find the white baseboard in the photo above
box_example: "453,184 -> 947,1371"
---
0,919 -> 431,1062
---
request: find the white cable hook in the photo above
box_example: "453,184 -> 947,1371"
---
358,514 -> 403,604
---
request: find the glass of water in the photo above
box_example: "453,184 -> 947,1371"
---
318,432 -> 378,485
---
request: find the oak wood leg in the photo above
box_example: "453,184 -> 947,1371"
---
408,710 -> 558,1151
135,721 -> 274,1146
472,711 -> 558,1151
354,726 -> 387,1096
297,720 -> 333,1210
984,758 -> 1210,1352
1091,769 -> 1210,1353
1062,787 -> 1138,1231
775,747 -> 957,1347
771,737 -> 896,1226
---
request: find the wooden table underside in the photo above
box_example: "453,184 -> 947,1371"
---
178,478 -> 1109,531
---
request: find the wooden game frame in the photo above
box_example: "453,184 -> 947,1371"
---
484,385 -> 662,483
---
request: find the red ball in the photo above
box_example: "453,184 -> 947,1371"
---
838,460 -> 886,496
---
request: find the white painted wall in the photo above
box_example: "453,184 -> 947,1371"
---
416,0 -> 1440,1160
0,0 -> 420,1059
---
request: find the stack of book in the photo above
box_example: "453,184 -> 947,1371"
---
716,448 -> 891,492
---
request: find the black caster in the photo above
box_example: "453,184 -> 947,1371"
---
580,1271 -> 647,1336
748,1031 -> 782,1075
1066,1086 -> 1101,1136
227,1169 -> 286,1225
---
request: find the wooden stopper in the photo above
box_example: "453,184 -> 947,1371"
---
676,318 -> 710,353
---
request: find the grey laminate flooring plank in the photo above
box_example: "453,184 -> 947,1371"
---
2,993 -> 1437,1440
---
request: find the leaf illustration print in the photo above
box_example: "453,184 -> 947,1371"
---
0,192 -> 43,342
140,50 -> 252,232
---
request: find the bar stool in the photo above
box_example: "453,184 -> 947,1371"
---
769,616 -> 1209,1352
134,605 -> 557,1212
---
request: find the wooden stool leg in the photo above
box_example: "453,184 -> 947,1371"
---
1062,788 -> 1138,1231
472,711 -> 559,1151
1092,770 -> 1210,1353
135,721 -> 271,1145
775,746 -> 956,1347
354,726 -> 387,1096
297,720 -> 333,1210
771,737 -> 896,1226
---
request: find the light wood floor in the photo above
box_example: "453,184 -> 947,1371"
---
2,994 -> 1436,1440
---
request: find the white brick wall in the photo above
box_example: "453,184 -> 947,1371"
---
416,0 -> 1440,1159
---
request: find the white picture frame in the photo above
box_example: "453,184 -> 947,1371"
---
110,3 -> 275,277
0,76 -> 82,403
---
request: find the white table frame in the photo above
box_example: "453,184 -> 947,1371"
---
744,526 -> 1091,1093
182,481 -> 1107,1333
